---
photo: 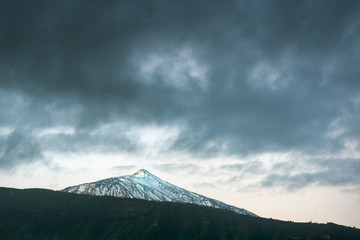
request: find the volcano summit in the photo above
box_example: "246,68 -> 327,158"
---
62,169 -> 257,217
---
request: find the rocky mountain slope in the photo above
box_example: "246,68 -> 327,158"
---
62,169 -> 257,216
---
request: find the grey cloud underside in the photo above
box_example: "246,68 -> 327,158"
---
261,158 -> 360,191
0,130 -> 43,169
1,0 -> 360,188
219,158 -> 360,191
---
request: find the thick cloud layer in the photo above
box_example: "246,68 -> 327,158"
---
1,0 -> 359,190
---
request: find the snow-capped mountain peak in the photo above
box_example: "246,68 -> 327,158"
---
133,169 -> 151,177
62,169 -> 257,217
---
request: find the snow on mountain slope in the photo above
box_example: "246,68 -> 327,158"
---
62,169 -> 257,217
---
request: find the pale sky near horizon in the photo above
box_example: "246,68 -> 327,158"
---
1,0 -> 360,228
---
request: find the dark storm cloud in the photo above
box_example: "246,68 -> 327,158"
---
40,129 -> 138,153
0,0 -> 359,176
0,130 -> 43,169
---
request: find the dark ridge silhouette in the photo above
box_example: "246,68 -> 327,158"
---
0,187 -> 359,240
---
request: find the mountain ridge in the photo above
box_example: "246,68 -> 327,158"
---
1,187 -> 359,240
62,169 -> 257,217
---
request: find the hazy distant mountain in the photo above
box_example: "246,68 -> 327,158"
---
62,169 -> 257,216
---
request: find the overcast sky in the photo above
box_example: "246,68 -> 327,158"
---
1,0 -> 360,228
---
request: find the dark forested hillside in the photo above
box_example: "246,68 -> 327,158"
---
0,187 -> 359,240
